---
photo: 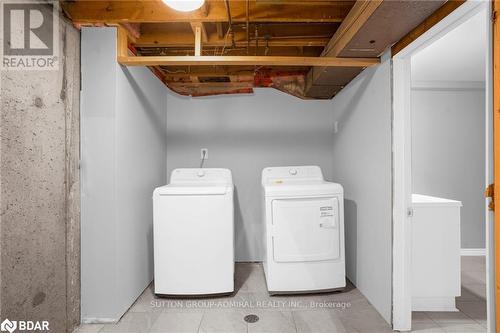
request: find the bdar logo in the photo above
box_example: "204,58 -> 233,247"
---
0,319 -> 17,333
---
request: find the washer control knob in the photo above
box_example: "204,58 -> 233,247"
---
289,169 -> 298,175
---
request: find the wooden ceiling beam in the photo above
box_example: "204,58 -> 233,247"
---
190,22 -> 208,43
138,46 -> 322,57
320,0 -> 383,58
193,25 -> 203,56
134,31 -> 330,48
304,0 -> 384,96
61,0 -> 352,23
161,69 -> 307,78
117,55 -> 379,67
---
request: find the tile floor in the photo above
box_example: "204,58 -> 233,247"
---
412,256 -> 487,332
73,256 -> 487,333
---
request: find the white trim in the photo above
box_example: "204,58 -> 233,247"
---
460,248 -> 487,256
391,1 -> 487,332
395,1 -> 485,59
81,318 -> 119,324
411,80 -> 485,91
392,57 -> 413,332
483,2 -> 496,332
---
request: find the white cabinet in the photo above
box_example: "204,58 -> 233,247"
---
411,194 -> 462,311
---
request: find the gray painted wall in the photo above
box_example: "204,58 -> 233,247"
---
329,53 -> 393,323
81,27 -> 167,321
0,9 -> 81,333
165,89 -> 336,262
80,28 -> 394,324
165,55 -> 393,323
411,88 -> 486,248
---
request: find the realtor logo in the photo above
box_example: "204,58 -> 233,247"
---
0,319 -> 17,333
1,1 -> 59,70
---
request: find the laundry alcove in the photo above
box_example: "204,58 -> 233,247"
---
80,26 -> 393,325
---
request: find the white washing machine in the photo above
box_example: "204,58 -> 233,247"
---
153,168 -> 234,295
261,166 -> 345,294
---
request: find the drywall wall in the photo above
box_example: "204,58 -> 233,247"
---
410,9 -> 486,249
165,89 -> 335,261
329,52 -> 393,323
0,7 -> 81,333
411,11 -> 486,82
411,89 -> 485,249
81,27 -> 167,321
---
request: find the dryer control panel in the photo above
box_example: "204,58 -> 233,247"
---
262,166 -> 323,185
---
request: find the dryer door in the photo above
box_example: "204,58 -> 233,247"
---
271,197 -> 340,262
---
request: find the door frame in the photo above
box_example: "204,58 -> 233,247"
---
391,1 -> 492,331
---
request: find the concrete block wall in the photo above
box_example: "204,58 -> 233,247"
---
0,10 -> 81,333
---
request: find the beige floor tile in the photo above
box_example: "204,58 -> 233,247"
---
462,284 -> 487,301
198,310 -> 247,333
458,286 -> 486,302
246,310 -> 296,333
98,312 -> 159,333
461,257 -> 486,273
411,320 -> 445,333
456,301 -> 486,322
462,270 -> 486,286
425,311 -> 476,325
337,306 -> 393,333
235,263 -> 268,293
412,312 -> 432,322
439,322 -> 486,332
72,324 -> 104,333
149,312 -> 203,333
128,283 -> 164,313
293,310 -> 347,333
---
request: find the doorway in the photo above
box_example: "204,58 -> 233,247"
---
392,1 -> 494,331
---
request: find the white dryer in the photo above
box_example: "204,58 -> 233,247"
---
153,168 -> 234,295
261,166 -> 345,294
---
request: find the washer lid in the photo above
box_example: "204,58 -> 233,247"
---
155,168 -> 233,196
170,168 -> 233,185
155,183 -> 231,196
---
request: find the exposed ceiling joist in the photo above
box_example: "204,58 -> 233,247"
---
134,31 -> 330,48
117,23 -> 377,68
61,0 -> 352,24
193,25 -> 203,56
190,22 -> 208,44
117,55 -> 380,67
137,46 -> 323,57
320,0 -> 383,58
304,0 -> 383,97
67,0 -> 455,99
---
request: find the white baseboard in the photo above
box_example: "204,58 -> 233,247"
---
461,248 -> 486,256
81,318 -> 118,324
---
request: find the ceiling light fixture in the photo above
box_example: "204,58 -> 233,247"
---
162,0 -> 205,12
